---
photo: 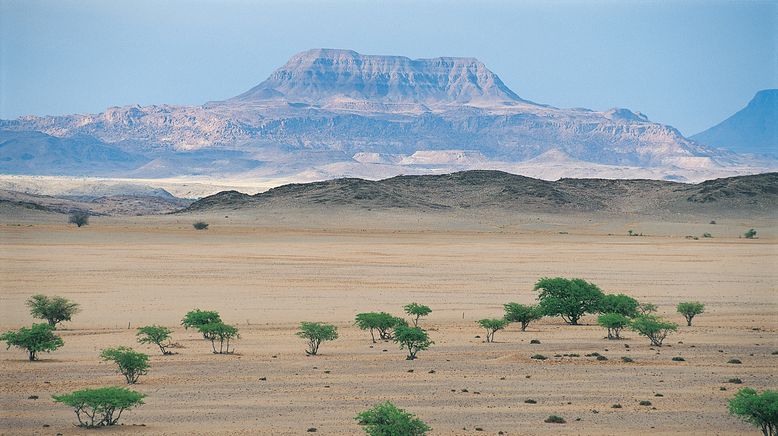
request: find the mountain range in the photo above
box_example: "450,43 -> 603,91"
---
1,48 -> 775,184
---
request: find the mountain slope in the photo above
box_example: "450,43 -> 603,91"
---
691,89 -> 778,155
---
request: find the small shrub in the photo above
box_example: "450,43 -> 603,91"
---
630,315 -> 677,346
393,325 -> 432,360
354,312 -> 405,342
296,322 -> 337,356
53,386 -> 145,428
744,229 -> 757,239
728,358 -> 742,364
198,322 -> 239,354
596,355 -> 608,361
710,220 -> 716,224
544,415 -> 566,424
136,325 -> 173,355
728,388 -> 777,436
477,318 -> 508,343
597,313 -> 629,339
703,233 -> 713,238
403,303 -> 432,327
0,323 -> 64,361
612,404 -> 622,408
100,347 -> 149,384
729,378 -> 743,384
677,301 -> 705,326
672,356 -> 686,362
25,294 -> 80,328
639,400 -> 652,406
621,356 -> 634,363
355,401 -> 430,435
525,399 -> 537,404
530,339 -> 541,344
531,354 -> 547,360
68,212 -> 89,227
503,303 -> 543,331
193,221 -> 209,230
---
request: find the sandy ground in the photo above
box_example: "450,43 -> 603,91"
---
0,210 -> 776,435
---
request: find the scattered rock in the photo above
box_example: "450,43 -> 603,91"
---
307,428 -> 317,432
28,395 -> 38,400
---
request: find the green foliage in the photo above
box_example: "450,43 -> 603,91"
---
599,294 -> 640,318
355,401 -> 430,436
744,229 -> 758,239
392,325 -> 432,360
597,313 -> 630,339
193,221 -> 209,230
630,315 -> 678,346
703,232 -> 713,238
545,415 -> 566,424
296,322 -> 338,356
729,388 -> 778,436
100,347 -> 149,384
403,303 -> 432,327
52,386 -> 145,428
354,312 -> 405,342
68,212 -> 89,227
0,323 -> 64,361
197,322 -> 239,354
534,277 -> 605,325
677,301 -> 705,326
639,303 -> 658,315
478,318 -> 508,343
181,309 -> 222,338
136,325 -> 173,355
25,294 -> 80,327
503,303 -> 543,331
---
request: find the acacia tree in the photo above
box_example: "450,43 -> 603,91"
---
393,325 -> 432,360
68,212 -> 89,227
599,294 -> 640,318
630,315 -> 677,346
534,277 -> 605,325
503,303 -> 543,331
639,303 -> 658,315
677,301 -> 705,326
198,322 -> 239,354
728,388 -> 777,436
100,347 -> 149,384
0,323 -> 64,361
355,312 -> 404,343
597,313 -> 629,339
53,387 -> 145,428
136,325 -> 173,355
403,303 -> 432,327
478,318 -> 508,343
25,294 -> 80,328
356,401 -> 430,436
296,322 -> 338,356
181,309 -> 222,338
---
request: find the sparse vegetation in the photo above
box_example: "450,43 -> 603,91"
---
182,309 -> 222,338
296,322 -> 338,356
355,401 -> 430,435
672,356 -> 686,362
545,415 -> 566,424
703,232 -> 713,238
354,312 -> 405,342
68,212 -> 89,227
630,315 -> 677,346
403,303 -> 432,327
599,294 -> 640,318
478,318 -> 508,343
728,358 -> 742,364
503,303 -> 543,331
534,277 -> 605,325
100,347 -> 149,384
136,325 -> 173,355
53,386 -> 145,428
677,301 -> 705,326
598,313 -> 629,339
198,322 -> 240,354
531,354 -> 547,360
728,388 -> 777,436
193,221 -> 209,230
0,323 -> 64,361
25,294 -> 80,328
393,325 -> 432,360
744,229 -> 758,239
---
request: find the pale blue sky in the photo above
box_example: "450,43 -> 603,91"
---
1,0 -> 775,135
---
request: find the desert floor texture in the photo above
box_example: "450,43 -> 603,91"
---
0,209 -> 776,435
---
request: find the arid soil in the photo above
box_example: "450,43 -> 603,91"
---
0,209 -> 776,435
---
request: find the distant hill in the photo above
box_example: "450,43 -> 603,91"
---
692,90 -> 777,156
184,170 -> 778,216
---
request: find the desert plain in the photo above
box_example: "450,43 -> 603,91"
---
0,207 -> 776,435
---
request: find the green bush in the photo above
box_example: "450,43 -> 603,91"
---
182,309 -> 222,338
0,323 -> 64,361
354,312 -> 405,343
53,386 -> 145,428
355,401 -> 430,435
198,322 -> 239,354
639,303 -> 658,315
597,313 -> 630,339
193,221 -> 209,230
403,303 -> 432,327
545,415 -> 566,424
392,325 -> 432,360
68,212 -> 89,227
630,315 -> 678,346
25,294 -> 80,327
503,303 -> 543,331
599,294 -> 640,318
744,229 -> 757,239
676,301 -> 705,326
534,277 -> 605,325
477,318 -> 508,343
296,322 -> 338,356
728,388 -> 777,436
100,347 -> 149,384
136,325 -> 173,355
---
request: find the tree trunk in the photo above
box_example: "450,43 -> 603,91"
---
28,350 -> 36,361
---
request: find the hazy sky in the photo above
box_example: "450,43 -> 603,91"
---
1,0 -> 775,135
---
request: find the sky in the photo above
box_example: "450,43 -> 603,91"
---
0,0 -> 775,135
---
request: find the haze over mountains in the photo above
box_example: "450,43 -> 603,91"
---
1,49 -> 775,185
